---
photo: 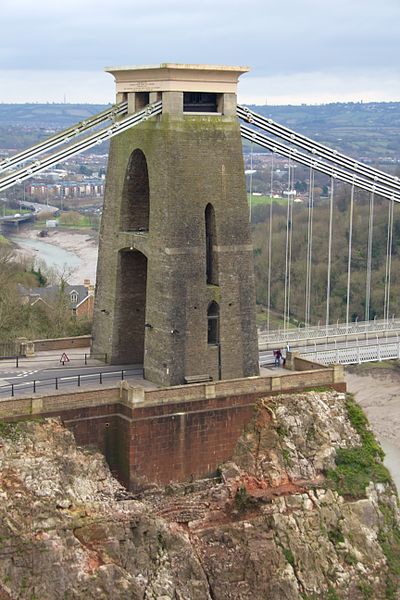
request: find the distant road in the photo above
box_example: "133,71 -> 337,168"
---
19,200 -> 58,215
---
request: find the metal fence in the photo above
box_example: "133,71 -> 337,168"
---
0,367 -> 143,398
258,317 -> 400,346
300,338 -> 400,365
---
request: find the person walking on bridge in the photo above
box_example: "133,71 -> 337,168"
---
274,349 -> 282,367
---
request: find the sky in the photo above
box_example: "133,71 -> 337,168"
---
1,0 -> 399,105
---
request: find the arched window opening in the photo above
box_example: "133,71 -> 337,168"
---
207,301 -> 219,345
116,249 -> 148,363
205,203 -> 218,285
120,149 -> 149,231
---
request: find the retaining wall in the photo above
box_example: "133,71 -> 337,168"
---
0,365 -> 346,490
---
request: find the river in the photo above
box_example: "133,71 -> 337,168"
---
10,231 -> 98,282
11,235 -> 81,272
379,437 -> 400,492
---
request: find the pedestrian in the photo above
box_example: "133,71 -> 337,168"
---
274,349 -> 282,367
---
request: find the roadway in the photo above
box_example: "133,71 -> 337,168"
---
0,361 -> 146,398
0,349 -> 278,399
2,334 -> 399,400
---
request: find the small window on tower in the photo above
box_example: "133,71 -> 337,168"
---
207,301 -> 220,345
184,92 -> 218,113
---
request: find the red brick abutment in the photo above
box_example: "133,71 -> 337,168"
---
0,358 -> 345,491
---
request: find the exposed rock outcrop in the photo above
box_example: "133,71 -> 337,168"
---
0,390 -> 399,599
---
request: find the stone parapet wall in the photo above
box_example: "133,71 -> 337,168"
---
0,366 -> 346,489
33,335 -> 92,352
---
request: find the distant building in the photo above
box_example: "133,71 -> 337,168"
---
18,281 -> 94,319
26,179 -> 104,198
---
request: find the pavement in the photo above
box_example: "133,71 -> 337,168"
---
0,348 -> 286,399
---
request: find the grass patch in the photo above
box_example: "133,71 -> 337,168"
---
326,586 -> 340,600
282,547 -> 295,567
326,395 -> 390,498
0,422 -> 24,441
247,194 -> 287,207
357,582 -> 374,600
328,526 -> 345,547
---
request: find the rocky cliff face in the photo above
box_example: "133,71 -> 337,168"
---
0,390 -> 399,599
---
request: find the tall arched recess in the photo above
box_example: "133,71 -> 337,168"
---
205,203 -> 219,285
120,149 -> 150,231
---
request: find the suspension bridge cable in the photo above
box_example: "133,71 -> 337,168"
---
240,126 -> 400,203
346,181 -> 355,325
326,175 -> 335,328
305,167 -> 315,326
283,156 -> 292,330
365,191 -> 375,321
287,171 -> 294,330
384,197 -> 395,322
248,141 -> 254,223
238,106 -> 400,195
0,102 -> 128,174
267,152 -> 275,332
0,102 -> 162,193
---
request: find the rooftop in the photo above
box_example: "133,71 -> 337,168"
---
105,63 -> 250,95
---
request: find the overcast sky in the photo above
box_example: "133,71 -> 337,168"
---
1,0 -> 399,105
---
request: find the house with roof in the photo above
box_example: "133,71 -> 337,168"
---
18,280 -> 94,319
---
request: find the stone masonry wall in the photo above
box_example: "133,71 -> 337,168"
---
0,367 -> 346,491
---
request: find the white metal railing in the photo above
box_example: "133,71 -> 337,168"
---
258,317 -> 400,346
298,337 -> 400,365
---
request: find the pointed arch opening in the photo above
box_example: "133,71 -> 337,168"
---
205,203 -> 219,285
207,301 -> 220,345
120,149 -> 149,231
115,249 -> 148,363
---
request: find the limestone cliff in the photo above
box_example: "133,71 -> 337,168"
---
0,390 -> 399,599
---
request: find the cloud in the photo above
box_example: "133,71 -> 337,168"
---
0,0 -> 399,103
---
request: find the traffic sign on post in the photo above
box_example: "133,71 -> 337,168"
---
60,352 -> 70,366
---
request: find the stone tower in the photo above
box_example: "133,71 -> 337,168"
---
92,63 -> 260,386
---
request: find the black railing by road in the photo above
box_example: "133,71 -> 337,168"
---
0,353 -> 107,368
0,367 -> 143,398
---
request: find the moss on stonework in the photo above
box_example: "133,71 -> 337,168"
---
0,422 -> 24,441
326,394 -> 391,498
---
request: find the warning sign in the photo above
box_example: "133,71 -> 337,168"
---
60,352 -> 70,365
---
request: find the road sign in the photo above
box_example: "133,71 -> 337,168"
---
60,352 -> 70,366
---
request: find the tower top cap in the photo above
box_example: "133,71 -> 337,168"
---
105,63 -> 249,95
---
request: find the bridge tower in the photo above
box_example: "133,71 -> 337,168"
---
92,63 -> 260,386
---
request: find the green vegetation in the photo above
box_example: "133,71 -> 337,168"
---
252,190 -> 400,324
234,485 -> 250,512
326,587 -> 340,600
0,422 -> 23,441
0,244 -> 91,341
328,526 -> 345,547
357,582 -> 374,599
282,547 -> 295,567
377,503 -> 400,599
327,395 -> 390,498
247,194 -> 286,207
36,210 -> 100,231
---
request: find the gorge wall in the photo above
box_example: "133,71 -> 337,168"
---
0,389 -> 399,599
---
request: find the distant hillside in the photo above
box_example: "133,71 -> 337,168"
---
0,103 -> 110,127
0,101 -> 400,159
